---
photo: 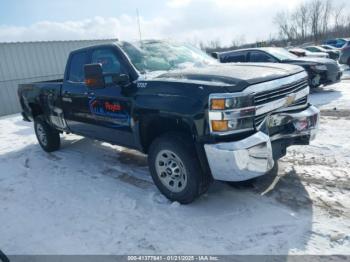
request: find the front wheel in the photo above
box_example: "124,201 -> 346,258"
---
148,133 -> 210,204
34,117 -> 60,152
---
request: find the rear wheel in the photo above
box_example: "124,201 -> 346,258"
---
34,117 -> 60,152
148,133 -> 210,204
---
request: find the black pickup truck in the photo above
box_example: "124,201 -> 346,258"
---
18,40 -> 320,203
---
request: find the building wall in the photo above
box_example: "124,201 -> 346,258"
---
0,39 -> 117,116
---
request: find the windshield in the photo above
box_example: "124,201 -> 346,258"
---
266,48 -> 298,61
118,40 -> 217,73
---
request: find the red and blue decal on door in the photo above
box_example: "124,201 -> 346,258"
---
89,97 -> 130,128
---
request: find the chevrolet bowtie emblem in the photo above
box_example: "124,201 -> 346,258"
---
285,93 -> 296,106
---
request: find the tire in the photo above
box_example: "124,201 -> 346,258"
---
34,116 -> 60,152
309,79 -> 320,89
148,132 -> 210,204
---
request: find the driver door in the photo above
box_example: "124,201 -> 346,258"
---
86,47 -> 135,147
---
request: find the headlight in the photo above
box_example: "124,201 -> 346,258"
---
209,93 -> 255,134
312,64 -> 327,71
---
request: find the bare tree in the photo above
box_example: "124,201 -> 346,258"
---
295,3 -> 309,40
321,0 -> 333,36
333,3 -> 345,32
231,35 -> 246,48
274,11 -> 294,40
309,0 -> 324,41
204,0 -> 350,52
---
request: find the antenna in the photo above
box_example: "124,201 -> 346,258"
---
136,8 -> 142,42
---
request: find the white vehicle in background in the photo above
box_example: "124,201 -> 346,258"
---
289,47 -> 329,58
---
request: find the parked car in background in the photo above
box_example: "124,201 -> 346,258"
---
321,44 -> 341,51
324,38 -> 350,49
218,47 -> 342,88
289,47 -> 329,58
339,46 -> 350,66
210,52 -> 219,59
304,46 -> 340,60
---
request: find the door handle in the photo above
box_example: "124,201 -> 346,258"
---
87,92 -> 95,99
63,90 -> 70,96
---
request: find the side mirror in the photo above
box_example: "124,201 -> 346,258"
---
84,64 -> 105,88
105,73 -> 130,87
114,74 -> 130,87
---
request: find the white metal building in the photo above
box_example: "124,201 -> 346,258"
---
0,39 -> 118,116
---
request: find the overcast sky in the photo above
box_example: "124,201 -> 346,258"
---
0,0 -> 348,45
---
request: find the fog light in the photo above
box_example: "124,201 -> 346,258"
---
228,119 -> 238,129
294,118 -> 309,131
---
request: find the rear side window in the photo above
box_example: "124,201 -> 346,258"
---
221,52 -> 246,63
68,52 -> 89,82
249,51 -> 276,62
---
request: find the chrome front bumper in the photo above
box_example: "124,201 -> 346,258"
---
204,105 -> 320,181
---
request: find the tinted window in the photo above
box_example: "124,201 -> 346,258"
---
221,52 -> 246,63
336,39 -> 346,48
68,52 -> 89,82
249,51 -> 276,62
306,47 -> 320,52
92,49 -> 123,75
326,40 -> 337,45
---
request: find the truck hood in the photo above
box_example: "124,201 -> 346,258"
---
149,63 -> 304,91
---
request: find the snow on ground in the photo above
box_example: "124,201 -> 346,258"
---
0,82 -> 350,255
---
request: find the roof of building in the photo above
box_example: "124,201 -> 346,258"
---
0,39 -> 118,83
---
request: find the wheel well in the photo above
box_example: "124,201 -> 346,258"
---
29,103 -> 43,118
140,117 -> 195,153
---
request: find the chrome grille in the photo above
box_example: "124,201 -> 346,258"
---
255,113 -> 268,127
254,79 -> 308,106
254,96 -> 308,127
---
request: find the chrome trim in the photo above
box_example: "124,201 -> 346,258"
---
209,106 -> 255,121
207,71 -> 309,135
204,105 -> 320,182
204,132 -> 274,181
270,105 -> 320,141
208,92 -> 250,99
275,97 -> 309,113
210,127 -> 254,136
255,86 -> 309,116
243,71 -> 308,94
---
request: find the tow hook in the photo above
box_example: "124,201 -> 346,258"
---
311,74 -> 321,86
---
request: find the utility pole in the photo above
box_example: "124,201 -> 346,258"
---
136,8 -> 142,42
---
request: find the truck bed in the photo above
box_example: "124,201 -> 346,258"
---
18,79 -> 64,122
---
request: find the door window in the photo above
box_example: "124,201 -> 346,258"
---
221,52 -> 246,62
68,52 -> 89,82
249,51 -> 276,62
92,49 -> 123,75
